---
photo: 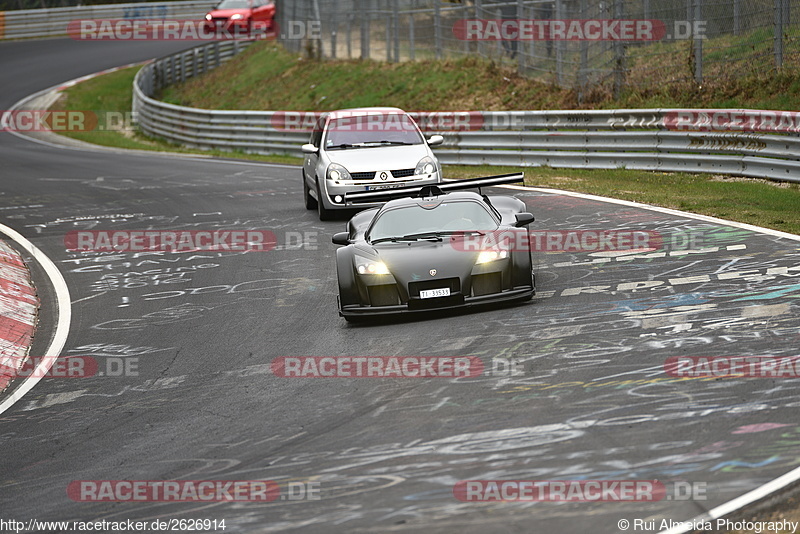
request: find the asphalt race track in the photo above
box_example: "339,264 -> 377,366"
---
1,38 -> 800,533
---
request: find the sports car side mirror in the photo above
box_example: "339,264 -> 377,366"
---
301,143 -> 318,154
427,135 -> 444,146
514,212 -> 535,227
332,232 -> 350,246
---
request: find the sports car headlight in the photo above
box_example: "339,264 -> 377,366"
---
230,13 -> 244,20
205,13 -> 212,20
327,163 -> 351,181
414,156 -> 437,176
476,249 -> 509,264
355,254 -> 390,275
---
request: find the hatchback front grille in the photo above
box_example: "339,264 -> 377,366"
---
391,168 -> 415,178
348,169 -> 416,181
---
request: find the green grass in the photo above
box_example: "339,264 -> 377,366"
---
54,66 -> 161,152
616,23 -> 800,109
55,44 -> 800,236
159,30 -> 800,112
55,65 -> 302,165
446,165 -> 800,235
160,43 -> 580,111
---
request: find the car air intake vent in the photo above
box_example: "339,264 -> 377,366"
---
368,284 -> 401,306
350,171 -> 375,181
391,169 -> 416,178
471,273 -> 502,296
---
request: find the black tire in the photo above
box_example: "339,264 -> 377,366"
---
336,248 -> 359,307
337,249 -> 364,321
303,171 -> 317,210
511,249 -> 534,288
316,179 -> 333,221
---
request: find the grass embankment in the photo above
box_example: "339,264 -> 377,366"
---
160,39 -> 800,111
55,41 -> 800,234
53,65 -> 300,164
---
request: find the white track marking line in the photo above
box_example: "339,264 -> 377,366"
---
502,183 -> 799,531
0,65 -> 296,169
4,62 -> 799,521
0,224 -> 71,416
501,184 -> 800,241
662,465 -> 800,533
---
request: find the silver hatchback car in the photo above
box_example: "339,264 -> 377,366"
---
301,107 -> 444,220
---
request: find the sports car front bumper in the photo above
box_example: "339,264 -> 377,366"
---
338,285 -> 534,320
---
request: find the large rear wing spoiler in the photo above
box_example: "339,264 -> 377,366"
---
343,172 -> 525,205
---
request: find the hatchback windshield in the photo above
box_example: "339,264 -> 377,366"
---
325,113 -> 424,149
368,201 -> 499,242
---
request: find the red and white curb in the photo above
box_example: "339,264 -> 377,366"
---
0,239 -> 39,391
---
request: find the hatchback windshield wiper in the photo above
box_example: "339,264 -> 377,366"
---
326,143 -> 357,150
346,140 -> 415,148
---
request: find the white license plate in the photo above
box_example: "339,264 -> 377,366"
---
366,183 -> 406,191
419,288 -> 450,299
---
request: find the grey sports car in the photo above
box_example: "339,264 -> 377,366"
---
331,173 -> 535,321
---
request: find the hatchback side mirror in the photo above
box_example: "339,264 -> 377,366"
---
301,144 -> 318,154
427,134 -> 444,146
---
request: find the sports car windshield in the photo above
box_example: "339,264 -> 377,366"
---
368,201 -> 499,243
325,113 -> 424,149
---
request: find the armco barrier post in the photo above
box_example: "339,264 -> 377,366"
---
694,0 -> 703,84
434,0 -> 441,60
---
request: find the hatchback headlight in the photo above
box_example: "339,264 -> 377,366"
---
414,156 -> 437,176
230,13 -> 244,20
327,163 -> 351,181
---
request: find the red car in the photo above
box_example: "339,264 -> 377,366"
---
204,0 -> 276,36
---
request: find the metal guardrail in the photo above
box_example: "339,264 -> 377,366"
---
133,42 -> 800,184
0,0 -> 213,39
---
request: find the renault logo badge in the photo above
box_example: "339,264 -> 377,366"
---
379,171 -> 389,181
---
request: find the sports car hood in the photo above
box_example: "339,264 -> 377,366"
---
327,144 -> 431,173
364,239 -> 480,288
